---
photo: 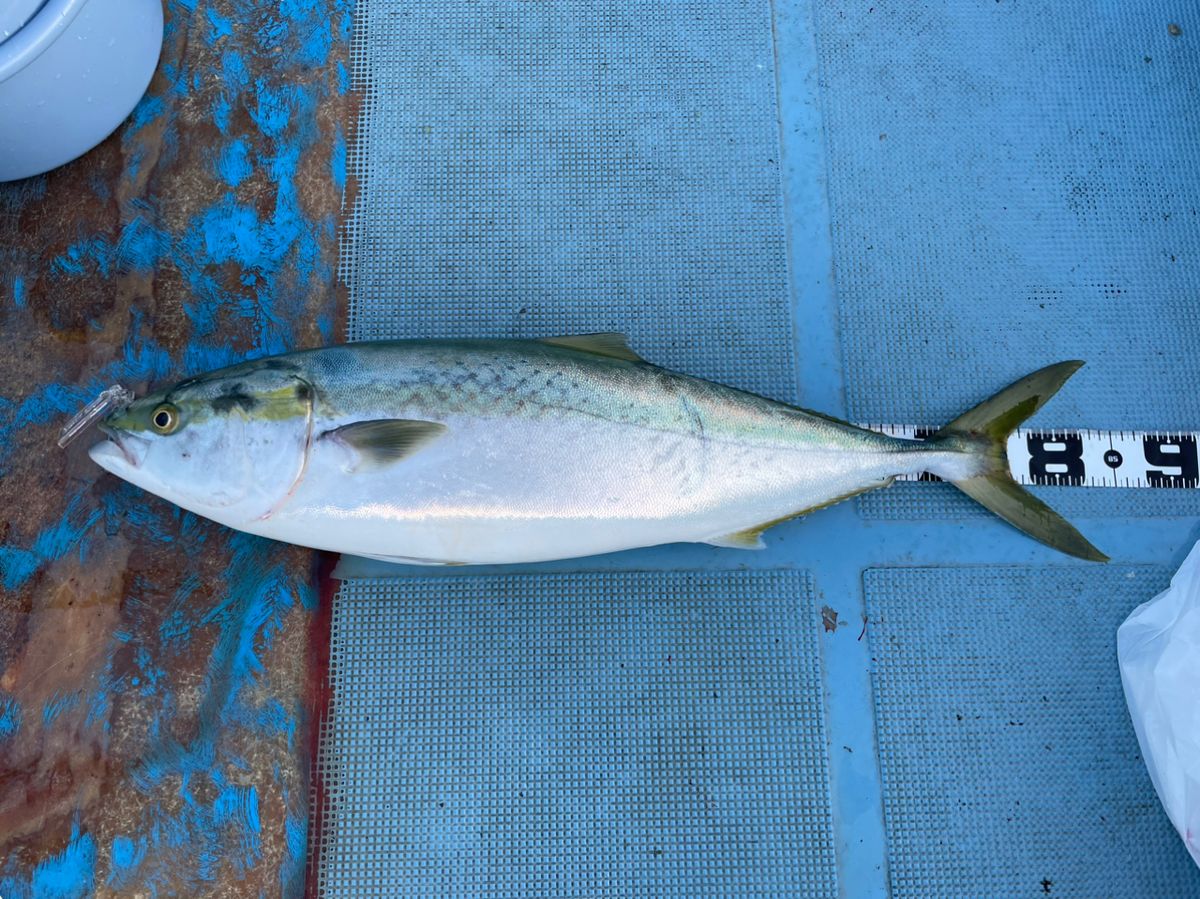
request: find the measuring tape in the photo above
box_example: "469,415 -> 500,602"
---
864,426 -> 1200,488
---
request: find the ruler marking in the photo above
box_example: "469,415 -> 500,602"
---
860,425 -> 1200,489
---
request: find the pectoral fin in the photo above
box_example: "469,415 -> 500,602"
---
538,333 -> 646,363
322,419 -> 447,470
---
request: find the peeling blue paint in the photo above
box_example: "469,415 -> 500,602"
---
88,172 -> 114,203
205,8 -> 233,43
123,145 -> 147,184
127,94 -> 166,135
215,138 -> 253,187
285,813 -> 306,861
42,691 -> 82,726
0,546 -> 38,591
336,6 -> 353,42
197,198 -> 267,268
281,810 -> 307,895
52,237 -> 113,277
230,698 -> 300,751
115,216 -> 170,273
158,61 -> 191,100
2,0 -> 346,890
297,19 -> 333,68
332,125 -> 347,193
15,383 -> 99,429
265,139 -> 304,186
11,275 -> 27,308
317,309 -> 334,343
0,315 -> 168,472
0,694 -> 20,740
212,93 -> 234,134
107,834 -> 147,889
214,784 -> 263,862
0,494 -> 101,590
134,645 -> 165,696
251,80 -> 296,138
2,822 -> 98,899
228,752 -> 251,772
84,661 -> 116,730
129,532 -> 303,807
256,14 -> 290,49
124,770 -> 269,888
221,50 -> 251,92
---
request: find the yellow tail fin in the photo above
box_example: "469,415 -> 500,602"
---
929,361 -> 1108,562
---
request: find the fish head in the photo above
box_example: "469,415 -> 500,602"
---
88,361 -> 315,524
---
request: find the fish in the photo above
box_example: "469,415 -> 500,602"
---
86,334 -> 1107,565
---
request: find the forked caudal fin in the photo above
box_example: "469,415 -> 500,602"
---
927,361 -> 1109,562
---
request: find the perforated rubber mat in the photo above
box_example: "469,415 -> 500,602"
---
322,0 -> 1200,894
812,2 -> 1200,519
343,0 -> 794,401
315,572 -> 836,898
866,566 -> 1200,898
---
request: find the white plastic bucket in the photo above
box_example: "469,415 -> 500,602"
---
0,0 -> 163,182
0,1 -> 48,43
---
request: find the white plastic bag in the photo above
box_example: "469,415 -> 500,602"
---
1118,540 -> 1200,869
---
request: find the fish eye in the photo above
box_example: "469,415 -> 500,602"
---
151,404 -> 180,434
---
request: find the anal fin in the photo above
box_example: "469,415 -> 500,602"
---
356,552 -> 467,567
706,528 -> 768,550
704,478 -> 895,551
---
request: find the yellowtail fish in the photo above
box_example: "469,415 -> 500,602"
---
85,334 -> 1107,564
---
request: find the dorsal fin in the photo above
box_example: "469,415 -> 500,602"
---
321,419 -> 447,470
537,333 -> 646,363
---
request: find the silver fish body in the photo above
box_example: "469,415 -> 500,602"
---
87,336 -> 1106,563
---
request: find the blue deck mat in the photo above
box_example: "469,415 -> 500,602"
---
324,0 -> 1200,895
866,566 -> 1200,898
812,1 -> 1200,521
316,572 -> 836,898
808,4 -> 1200,892
343,0 -> 795,401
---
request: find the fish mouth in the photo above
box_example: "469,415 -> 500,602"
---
90,427 -> 147,472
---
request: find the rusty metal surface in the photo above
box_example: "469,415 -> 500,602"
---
0,0 -> 351,894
